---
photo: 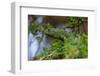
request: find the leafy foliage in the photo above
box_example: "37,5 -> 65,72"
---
64,17 -> 86,33
34,32 -> 88,60
65,17 -> 84,27
28,18 -> 88,60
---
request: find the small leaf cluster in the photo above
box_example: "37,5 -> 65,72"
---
65,17 -> 84,28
